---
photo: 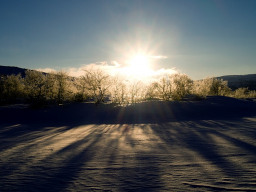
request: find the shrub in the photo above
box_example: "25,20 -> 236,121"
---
232,87 -> 249,98
193,77 -> 231,97
171,74 -> 193,100
231,87 -> 256,99
248,90 -> 256,98
209,78 -> 231,96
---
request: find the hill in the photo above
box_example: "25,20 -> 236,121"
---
218,74 -> 256,90
0,65 -> 29,77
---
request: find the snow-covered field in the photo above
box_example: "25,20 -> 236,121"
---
1,97 -> 256,191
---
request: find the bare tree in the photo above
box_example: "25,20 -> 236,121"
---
74,76 -> 88,102
129,81 -> 144,104
24,70 -> 46,102
43,73 -> 57,101
55,71 -> 70,104
0,74 -> 23,104
155,74 -> 193,101
144,82 -> 158,100
110,77 -> 127,105
155,76 -> 172,101
81,68 -> 112,104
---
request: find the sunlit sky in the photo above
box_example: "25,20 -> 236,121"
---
0,0 -> 256,79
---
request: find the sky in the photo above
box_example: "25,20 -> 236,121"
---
0,0 -> 256,79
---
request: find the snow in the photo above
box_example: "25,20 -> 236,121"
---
1,96 -> 256,191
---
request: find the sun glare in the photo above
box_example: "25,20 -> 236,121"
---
126,54 -> 153,79
130,54 -> 149,68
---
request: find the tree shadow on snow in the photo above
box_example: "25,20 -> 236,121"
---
1,96 -> 256,191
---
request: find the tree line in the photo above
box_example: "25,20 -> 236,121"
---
0,69 -> 255,107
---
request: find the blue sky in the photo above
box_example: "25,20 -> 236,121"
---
0,0 -> 256,79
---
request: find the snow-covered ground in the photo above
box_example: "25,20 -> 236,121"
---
1,97 -> 256,191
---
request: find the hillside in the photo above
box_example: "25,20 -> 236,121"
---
0,65 -> 28,77
218,74 -> 256,90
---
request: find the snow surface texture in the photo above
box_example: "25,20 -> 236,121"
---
0,96 -> 256,191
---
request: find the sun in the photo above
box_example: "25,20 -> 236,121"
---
130,54 -> 149,69
126,54 -> 153,79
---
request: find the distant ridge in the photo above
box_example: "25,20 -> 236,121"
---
218,74 -> 256,90
0,65 -> 47,78
0,65 -> 29,77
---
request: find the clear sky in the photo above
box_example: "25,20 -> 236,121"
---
0,0 -> 256,79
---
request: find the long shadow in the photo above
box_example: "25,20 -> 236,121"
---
211,126 -> 256,156
0,124 -> 74,153
28,131 -> 103,192
1,97 -> 256,191
117,154 -> 164,192
150,119 -> 256,185
182,126 -> 244,178
0,122 -> 166,191
0,124 -> 104,192
103,124 -> 165,191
